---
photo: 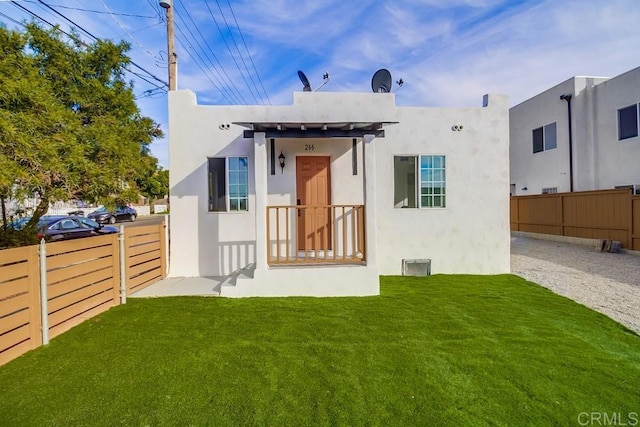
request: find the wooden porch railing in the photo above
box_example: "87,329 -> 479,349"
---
266,205 -> 365,265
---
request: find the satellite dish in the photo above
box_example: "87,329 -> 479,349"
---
297,70 -> 312,92
371,69 -> 392,93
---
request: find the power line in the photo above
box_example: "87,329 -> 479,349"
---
225,0 -> 270,105
174,5 -> 240,103
99,0 -> 161,61
33,0 -> 168,87
9,1 -> 167,92
144,0 -> 162,16
214,0 -> 265,105
136,87 -> 166,100
174,22 -> 237,104
174,0 -> 246,104
20,1 -> 157,19
0,10 -> 24,27
202,0 -> 262,104
175,32 -> 235,104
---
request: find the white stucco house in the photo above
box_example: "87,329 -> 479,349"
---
510,66 -> 640,196
168,88 -> 510,297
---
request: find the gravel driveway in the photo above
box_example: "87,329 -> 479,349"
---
511,235 -> 640,335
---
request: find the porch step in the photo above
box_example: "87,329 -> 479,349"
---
219,264 -> 378,298
219,264 -> 256,288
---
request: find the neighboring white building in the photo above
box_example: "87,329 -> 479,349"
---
168,89 -> 510,297
510,66 -> 640,196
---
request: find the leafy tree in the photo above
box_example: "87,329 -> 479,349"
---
0,23 -> 162,244
135,155 -> 169,201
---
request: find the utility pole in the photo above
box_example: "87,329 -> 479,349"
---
159,0 -> 177,90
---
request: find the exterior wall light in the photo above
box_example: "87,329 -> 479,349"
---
278,151 -> 286,173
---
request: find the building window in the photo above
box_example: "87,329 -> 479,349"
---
208,156 -> 249,212
541,187 -> 558,194
532,122 -> 557,153
618,104 -> 638,140
394,155 -> 446,208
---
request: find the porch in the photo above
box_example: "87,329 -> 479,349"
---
266,204 -> 366,265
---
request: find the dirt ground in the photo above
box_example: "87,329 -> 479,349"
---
511,236 -> 640,335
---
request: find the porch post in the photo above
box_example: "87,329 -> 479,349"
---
254,132 -> 269,270
363,134 -> 378,267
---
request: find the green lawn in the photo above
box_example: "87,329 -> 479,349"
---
1,275 -> 639,426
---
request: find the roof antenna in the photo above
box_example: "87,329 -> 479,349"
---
298,70 -> 331,92
393,78 -> 404,92
314,72 -> 330,91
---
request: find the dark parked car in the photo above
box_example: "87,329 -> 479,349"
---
87,206 -> 137,224
36,216 -> 118,241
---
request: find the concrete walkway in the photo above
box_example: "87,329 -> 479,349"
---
130,276 -> 224,297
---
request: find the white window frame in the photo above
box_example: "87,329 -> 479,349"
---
207,156 -> 249,213
532,122 -> 557,153
393,154 -> 446,209
226,156 -> 249,212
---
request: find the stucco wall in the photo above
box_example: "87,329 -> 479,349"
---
588,67 -> 640,189
169,91 -> 257,277
375,95 -> 511,274
509,78 -> 577,196
510,67 -> 640,195
169,90 -> 511,278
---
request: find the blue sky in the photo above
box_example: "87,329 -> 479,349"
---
1,0 -> 639,168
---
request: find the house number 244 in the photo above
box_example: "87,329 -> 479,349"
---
305,144 -> 315,151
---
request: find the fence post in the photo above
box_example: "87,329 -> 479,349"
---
560,193 -> 565,237
163,215 -> 169,277
38,239 -> 49,346
119,225 -> 126,304
628,192 -> 634,250
28,246 -> 42,348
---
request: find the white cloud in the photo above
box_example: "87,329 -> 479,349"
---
2,0 -> 640,166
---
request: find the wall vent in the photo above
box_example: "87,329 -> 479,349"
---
402,259 -> 431,276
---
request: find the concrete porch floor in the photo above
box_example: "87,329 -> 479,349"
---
130,277 -> 224,297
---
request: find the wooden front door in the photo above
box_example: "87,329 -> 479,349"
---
296,156 -> 331,251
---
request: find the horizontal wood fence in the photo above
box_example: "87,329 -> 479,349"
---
0,220 -> 167,366
125,225 -> 166,294
46,234 -> 120,341
0,246 -> 40,367
511,189 -> 640,250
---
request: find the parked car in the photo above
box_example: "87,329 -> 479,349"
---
67,209 -> 85,216
87,206 -> 137,224
8,217 -> 31,230
36,216 -> 118,241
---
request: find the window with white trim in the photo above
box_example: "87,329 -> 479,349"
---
618,103 -> 639,141
208,156 -> 249,212
532,122 -> 557,153
394,155 -> 446,208
541,187 -> 558,194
